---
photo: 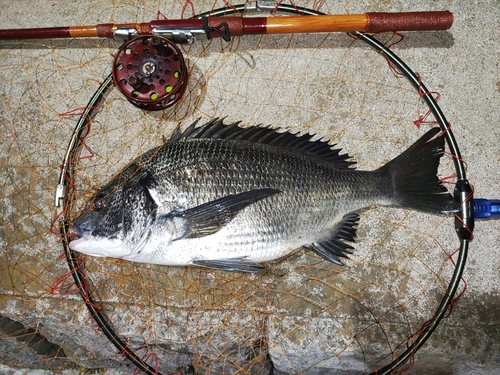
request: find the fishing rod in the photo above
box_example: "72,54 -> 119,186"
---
0,9 -> 454,111
0,11 -> 453,43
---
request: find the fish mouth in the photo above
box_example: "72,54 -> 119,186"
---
68,224 -> 88,252
69,224 -> 87,238
68,224 -> 102,256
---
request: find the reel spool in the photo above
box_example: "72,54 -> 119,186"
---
112,35 -> 188,111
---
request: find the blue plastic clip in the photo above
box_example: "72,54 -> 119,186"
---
474,199 -> 500,220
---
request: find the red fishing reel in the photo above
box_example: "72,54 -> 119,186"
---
112,35 -> 188,111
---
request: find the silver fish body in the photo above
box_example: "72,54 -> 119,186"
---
69,119 -> 456,271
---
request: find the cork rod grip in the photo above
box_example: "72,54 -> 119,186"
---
366,11 -> 453,33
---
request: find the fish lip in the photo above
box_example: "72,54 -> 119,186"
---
68,236 -> 106,257
69,224 -> 86,238
68,233 -> 125,257
68,236 -> 87,252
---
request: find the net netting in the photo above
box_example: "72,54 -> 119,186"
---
0,1 -> 470,374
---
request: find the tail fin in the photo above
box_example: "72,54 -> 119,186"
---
378,128 -> 457,214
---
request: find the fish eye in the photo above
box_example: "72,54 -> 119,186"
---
92,197 -> 106,211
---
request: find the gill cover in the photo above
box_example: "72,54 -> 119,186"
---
70,169 -> 158,258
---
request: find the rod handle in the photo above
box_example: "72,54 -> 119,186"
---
366,11 -> 453,32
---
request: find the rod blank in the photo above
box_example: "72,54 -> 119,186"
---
0,11 -> 453,41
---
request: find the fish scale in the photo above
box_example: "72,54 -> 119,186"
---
69,119 -> 456,272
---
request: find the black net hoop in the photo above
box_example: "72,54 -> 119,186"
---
56,3 -> 472,374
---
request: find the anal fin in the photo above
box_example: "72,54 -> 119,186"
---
307,213 -> 360,266
192,258 -> 264,272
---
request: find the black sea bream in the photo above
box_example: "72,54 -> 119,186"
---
69,119 -> 457,271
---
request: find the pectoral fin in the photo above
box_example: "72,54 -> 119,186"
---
192,258 -> 264,272
159,188 -> 280,240
307,213 -> 360,266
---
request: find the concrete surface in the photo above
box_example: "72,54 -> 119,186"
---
0,0 -> 499,374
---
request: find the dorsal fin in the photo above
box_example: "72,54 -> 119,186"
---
168,118 -> 356,169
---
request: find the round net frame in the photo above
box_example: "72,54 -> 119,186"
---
54,2 -> 472,375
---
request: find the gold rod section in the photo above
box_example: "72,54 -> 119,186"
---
265,14 -> 369,34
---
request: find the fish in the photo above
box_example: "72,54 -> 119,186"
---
69,118 -> 457,272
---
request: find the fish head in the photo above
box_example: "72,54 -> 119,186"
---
69,170 -> 157,259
